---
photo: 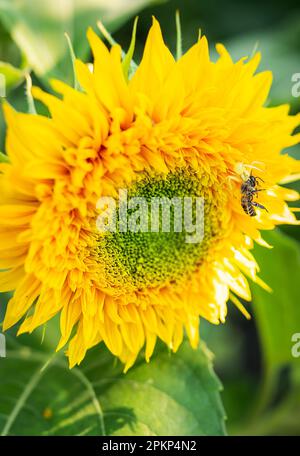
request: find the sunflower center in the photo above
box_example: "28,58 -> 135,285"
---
95,168 -> 221,292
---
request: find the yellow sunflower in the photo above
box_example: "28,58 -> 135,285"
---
1,18 -> 300,371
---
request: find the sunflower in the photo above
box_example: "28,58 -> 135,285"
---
1,18 -> 300,371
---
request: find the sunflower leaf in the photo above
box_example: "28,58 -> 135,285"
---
251,229 -> 300,371
97,19 -> 119,47
0,339 -> 226,436
64,33 -> 80,91
0,150 -> 9,163
122,17 -> 138,81
0,61 -> 25,93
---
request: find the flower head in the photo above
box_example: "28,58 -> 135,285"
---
1,18 -> 300,371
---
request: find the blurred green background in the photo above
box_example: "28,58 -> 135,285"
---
0,0 -> 300,436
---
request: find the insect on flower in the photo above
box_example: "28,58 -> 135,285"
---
241,172 -> 268,217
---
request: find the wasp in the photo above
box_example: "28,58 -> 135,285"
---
241,173 -> 268,216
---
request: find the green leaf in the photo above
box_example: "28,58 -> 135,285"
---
64,33 -> 80,91
0,0 -> 156,84
0,340 -> 226,436
0,61 -> 25,92
122,17 -> 138,81
0,150 -> 9,163
251,229 -> 300,371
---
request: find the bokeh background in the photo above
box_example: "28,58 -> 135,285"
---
0,0 -> 300,436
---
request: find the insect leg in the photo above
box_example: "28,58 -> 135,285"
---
252,201 -> 268,212
254,176 -> 264,185
251,188 -> 266,198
